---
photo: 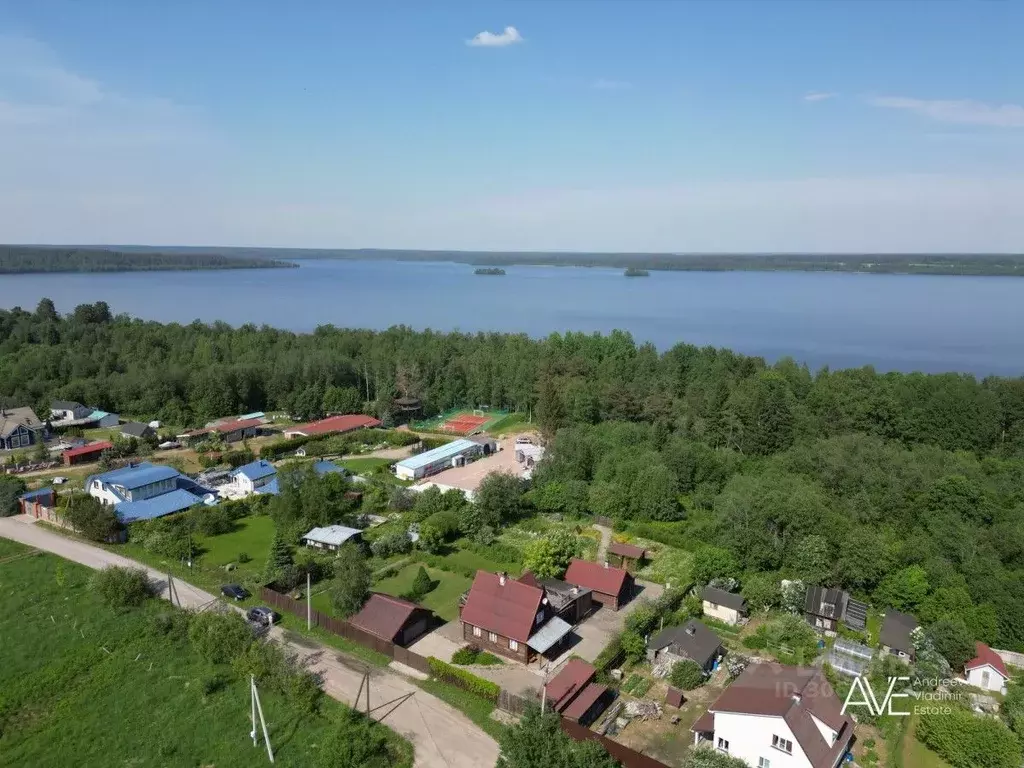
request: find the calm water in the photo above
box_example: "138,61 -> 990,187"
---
4,260 -> 1024,376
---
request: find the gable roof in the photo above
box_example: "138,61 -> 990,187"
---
63,440 -> 113,459
564,558 -> 629,597
649,619 -> 722,668
115,488 -> 204,523
879,611 -> 918,654
708,664 -> 853,768
702,586 -> 748,613
182,417 -> 263,438
231,460 -> 277,481
120,422 -> 153,437
805,585 -> 848,619
396,439 -> 477,472
52,400 -> 85,411
301,525 -> 362,547
0,407 -> 43,437
546,659 -> 597,712
349,593 -> 423,642
965,641 -> 1008,678
91,462 -> 181,490
460,570 -> 544,643
285,414 -> 381,437
562,683 -> 608,721
608,541 -> 646,560
312,459 -> 347,476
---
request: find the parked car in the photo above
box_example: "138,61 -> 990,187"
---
246,607 -> 280,626
221,584 -> 250,601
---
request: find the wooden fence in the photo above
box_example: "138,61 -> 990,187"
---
263,586 -> 672,768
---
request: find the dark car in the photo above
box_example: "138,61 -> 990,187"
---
221,584 -> 250,601
246,607 -> 281,626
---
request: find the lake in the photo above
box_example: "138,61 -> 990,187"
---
5,259 -> 1024,376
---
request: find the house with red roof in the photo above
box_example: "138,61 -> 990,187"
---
179,417 -> 265,445
62,440 -> 113,466
459,571 -> 575,663
283,414 -> 381,439
964,641 -> 1009,692
691,663 -> 854,768
349,593 -> 432,647
563,558 -> 635,611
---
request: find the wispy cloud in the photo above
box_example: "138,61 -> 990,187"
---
591,78 -> 632,91
869,96 -> 1024,128
803,92 -> 836,102
467,26 -> 523,48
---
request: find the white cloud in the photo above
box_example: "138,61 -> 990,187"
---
869,96 -> 1024,128
466,26 -> 523,48
591,79 -> 632,91
803,92 -> 836,102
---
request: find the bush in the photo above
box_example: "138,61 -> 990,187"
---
451,646 -> 504,666
426,657 -> 500,700
621,630 -> 647,662
669,659 -> 705,690
742,634 -> 767,650
370,531 -> 413,558
916,705 -> 1019,768
60,493 -> 121,542
0,475 -> 28,517
593,633 -> 625,673
237,551 -> 252,563
147,610 -> 190,640
317,708 -> 395,768
90,566 -> 152,608
188,611 -> 254,664
411,566 -> 433,596
191,504 -> 234,536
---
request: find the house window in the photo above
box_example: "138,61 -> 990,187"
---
472,626 -> 482,638
717,737 -> 729,752
772,735 -> 793,754
488,632 -> 498,643
758,759 -> 771,768
509,639 -> 519,651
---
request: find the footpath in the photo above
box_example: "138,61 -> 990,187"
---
0,515 -> 499,768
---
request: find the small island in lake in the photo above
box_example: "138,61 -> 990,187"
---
474,267 -> 506,275
624,267 -> 650,277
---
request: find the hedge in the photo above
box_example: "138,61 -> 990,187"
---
426,657 -> 500,701
916,706 -> 1019,768
593,632 -> 625,674
259,434 -> 320,459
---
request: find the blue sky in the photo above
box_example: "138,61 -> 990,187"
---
1,1 -> 1023,251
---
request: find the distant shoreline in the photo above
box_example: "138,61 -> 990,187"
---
4,245 -> 1024,277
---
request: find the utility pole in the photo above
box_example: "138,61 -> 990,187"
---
306,572 -> 312,631
250,675 -> 274,762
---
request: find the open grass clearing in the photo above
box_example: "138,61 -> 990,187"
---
414,678 -> 506,741
339,457 -> 395,474
0,541 -> 409,767
902,714 -> 954,768
374,564 -> 472,622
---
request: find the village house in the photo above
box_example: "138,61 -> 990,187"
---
563,558 -> 634,611
544,658 -> 611,726
120,422 -> 156,440
647,619 -> 723,674
300,525 -> 362,552
349,593 -> 431,646
226,459 -> 278,497
459,570 -> 575,664
691,663 -> 855,768
87,462 -> 209,523
702,586 -> 748,626
179,416 -> 264,445
517,571 -> 593,624
0,406 -> 46,450
50,400 -> 92,422
62,440 -> 113,466
964,642 -> 1009,693
803,585 -> 868,635
879,610 -> 918,662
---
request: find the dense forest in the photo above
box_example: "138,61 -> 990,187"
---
3,300 -> 1024,649
0,246 -> 295,273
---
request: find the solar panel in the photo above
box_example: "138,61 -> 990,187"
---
844,598 -> 869,630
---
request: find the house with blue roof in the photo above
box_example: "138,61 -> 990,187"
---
226,459 -> 278,497
86,462 -> 211,523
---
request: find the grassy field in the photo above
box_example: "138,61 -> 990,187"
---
197,514 -> 275,577
338,457 -> 394,474
374,564 -> 472,621
0,540 -> 410,767
485,412 -> 531,435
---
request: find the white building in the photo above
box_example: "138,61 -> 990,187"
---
702,586 -> 748,626
394,438 -> 490,481
88,462 -> 182,506
301,525 -> 363,552
964,642 -> 1009,693
223,459 -> 278,498
692,664 -> 854,768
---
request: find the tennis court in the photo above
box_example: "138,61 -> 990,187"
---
412,408 -> 508,435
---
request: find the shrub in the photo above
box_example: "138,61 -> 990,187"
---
411,566 -> 433,596
59,493 -> 121,541
370,531 -> 413,559
742,634 -> 767,650
916,705 -> 1019,768
237,551 -> 252,563
426,657 -> 500,700
0,475 -> 27,517
200,672 -> 229,696
669,659 -> 705,690
621,630 -> 647,663
593,633 -> 625,673
317,708 -> 394,768
188,610 -> 254,664
147,610 -> 190,639
191,504 -> 234,536
451,646 -> 480,665
90,566 -> 152,608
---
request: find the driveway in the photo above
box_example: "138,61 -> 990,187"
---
0,516 -> 498,768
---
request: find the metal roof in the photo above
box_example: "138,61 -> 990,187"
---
63,441 -> 113,459
91,463 -> 181,490
115,488 -> 204,523
231,460 -> 277,481
312,460 -> 347,476
396,439 -> 477,471
301,525 -> 362,547
19,487 -> 54,502
526,616 -> 573,653
843,598 -> 869,630
254,477 -> 280,495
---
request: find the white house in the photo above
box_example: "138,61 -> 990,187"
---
702,586 -> 748,626
692,664 -> 854,768
301,525 -> 363,552
225,459 -> 278,498
85,462 -> 206,523
964,642 -> 1009,693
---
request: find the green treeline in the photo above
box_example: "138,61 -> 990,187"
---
0,246 -> 296,273
3,300 -> 1024,650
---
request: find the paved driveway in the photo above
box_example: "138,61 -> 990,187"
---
0,516 -> 498,768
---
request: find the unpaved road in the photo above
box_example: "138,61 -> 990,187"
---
0,516 -> 499,768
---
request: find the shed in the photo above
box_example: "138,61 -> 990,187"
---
63,440 -> 113,466
349,593 -> 430,646
19,487 -> 55,517
880,610 -> 918,660
563,558 -> 634,611
546,659 -> 597,712
666,687 -> 685,708
608,541 -> 646,570
301,525 -> 362,552
121,422 -> 155,439
561,683 -> 610,725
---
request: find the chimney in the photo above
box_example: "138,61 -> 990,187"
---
791,693 -> 802,704
498,572 -> 507,586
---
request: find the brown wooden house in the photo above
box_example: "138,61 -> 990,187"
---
564,559 -> 634,611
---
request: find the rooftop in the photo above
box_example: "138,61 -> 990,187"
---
546,659 -> 597,712
19,487 -> 54,502
561,683 -> 608,721
312,459 -> 347,476
182,417 -> 264,438
396,438 -> 477,471
526,616 -> 572,653
966,641 -> 1008,678
115,488 -> 205,523
301,525 -> 362,547
231,460 -> 277,481
0,406 -> 43,437
702,585 -> 747,613
879,610 -> 918,654
286,414 -> 382,436
90,462 -> 181,490
349,593 -> 423,642
564,558 -> 630,597
648,619 -> 722,669
608,541 -> 646,560
460,570 -> 544,643
63,440 -> 113,459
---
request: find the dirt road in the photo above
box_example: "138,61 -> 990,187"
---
0,516 -> 499,768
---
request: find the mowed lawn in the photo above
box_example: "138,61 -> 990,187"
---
338,457 -> 393,474
0,541 -> 398,768
197,514 -> 276,576
374,564 -> 472,621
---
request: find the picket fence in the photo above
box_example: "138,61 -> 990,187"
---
261,587 -> 672,768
